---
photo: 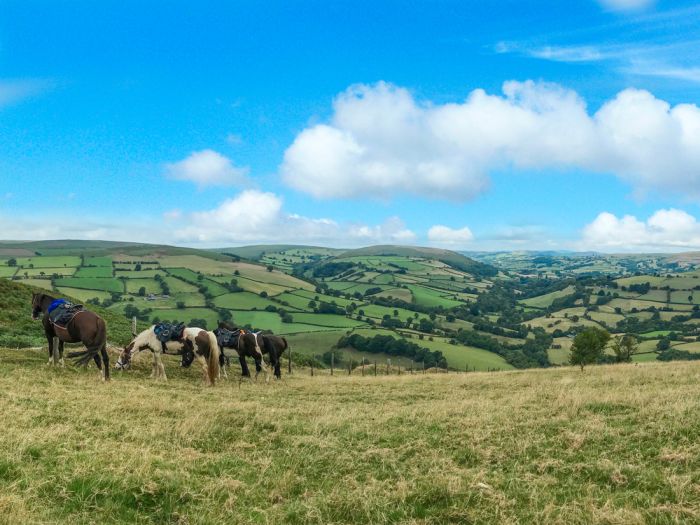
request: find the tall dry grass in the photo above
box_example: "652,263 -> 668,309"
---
0,347 -> 698,524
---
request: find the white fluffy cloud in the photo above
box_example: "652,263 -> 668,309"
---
281,81 -> 700,201
165,149 -> 249,187
580,209 -> 700,251
427,225 -> 474,247
174,189 -> 416,245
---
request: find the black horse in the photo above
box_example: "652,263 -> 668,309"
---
31,293 -> 110,380
216,322 -> 288,379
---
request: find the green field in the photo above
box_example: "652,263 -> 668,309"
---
520,285 -> 575,308
213,291 -> 282,311
404,284 -> 464,308
149,307 -> 221,329
14,256 -> 81,268
124,278 -> 161,295
73,266 -> 114,278
291,312 -> 366,328
17,267 -> 77,277
84,256 -> 113,266
54,276 -> 124,293
56,287 -> 114,303
0,266 -> 17,277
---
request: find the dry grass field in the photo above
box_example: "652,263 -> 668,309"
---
0,348 -> 699,524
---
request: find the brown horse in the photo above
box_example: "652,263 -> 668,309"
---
31,292 -> 110,381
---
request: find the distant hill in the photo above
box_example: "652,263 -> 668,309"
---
213,244 -> 343,261
0,239 -> 233,261
340,245 -> 498,277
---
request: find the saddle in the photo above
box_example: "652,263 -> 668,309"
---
48,301 -> 84,329
214,327 -> 242,349
154,322 -> 186,353
154,322 -> 185,344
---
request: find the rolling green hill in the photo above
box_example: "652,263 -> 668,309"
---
341,245 -> 498,277
0,241 -> 519,371
5,241 -> 700,370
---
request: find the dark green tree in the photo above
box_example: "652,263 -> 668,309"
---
570,327 -> 610,370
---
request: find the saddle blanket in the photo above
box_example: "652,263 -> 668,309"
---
48,301 -> 84,328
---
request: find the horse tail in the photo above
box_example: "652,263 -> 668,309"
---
206,331 -> 220,386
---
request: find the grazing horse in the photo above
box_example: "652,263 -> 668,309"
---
260,334 -> 289,379
116,326 -> 220,386
215,322 -> 271,381
31,292 -> 110,380
216,322 -> 288,379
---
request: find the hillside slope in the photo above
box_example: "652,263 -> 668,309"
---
339,245 -> 498,277
0,279 -> 142,348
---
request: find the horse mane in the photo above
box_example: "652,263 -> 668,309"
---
218,321 -> 238,331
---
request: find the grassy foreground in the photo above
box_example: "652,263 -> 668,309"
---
0,349 -> 699,524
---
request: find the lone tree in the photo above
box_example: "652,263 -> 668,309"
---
570,327 -> 610,370
610,334 -> 638,363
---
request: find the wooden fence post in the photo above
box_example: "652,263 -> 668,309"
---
331,352 -> 334,376
288,347 -> 292,374
361,360 -> 364,376
422,360 -> 425,374
311,361 -> 314,376
374,360 -> 377,376
132,316 -> 137,335
386,359 -> 390,375
348,359 -> 352,375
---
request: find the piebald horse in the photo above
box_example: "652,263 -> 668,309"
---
215,322 -> 290,380
31,292 -> 110,380
116,326 -> 220,385
215,322 -> 271,382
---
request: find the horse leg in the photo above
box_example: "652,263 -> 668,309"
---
100,343 -> 110,381
239,354 -> 251,378
46,334 -> 53,365
219,350 -> 228,379
254,357 -> 262,381
273,352 -> 281,379
198,355 -> 210,385
149,351 -> 157,378
254,357 -> 270,384
93,352 -> 103,380
154,351 -> 167,380
58,340 -> 65,367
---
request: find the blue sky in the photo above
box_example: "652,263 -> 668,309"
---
2,0 -> 700,251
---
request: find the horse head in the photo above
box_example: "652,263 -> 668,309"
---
115,341 -> 134,370
31,292 -> 44,320
180,339 -> 196,368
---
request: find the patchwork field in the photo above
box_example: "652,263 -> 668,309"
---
6,241 -> 700,372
